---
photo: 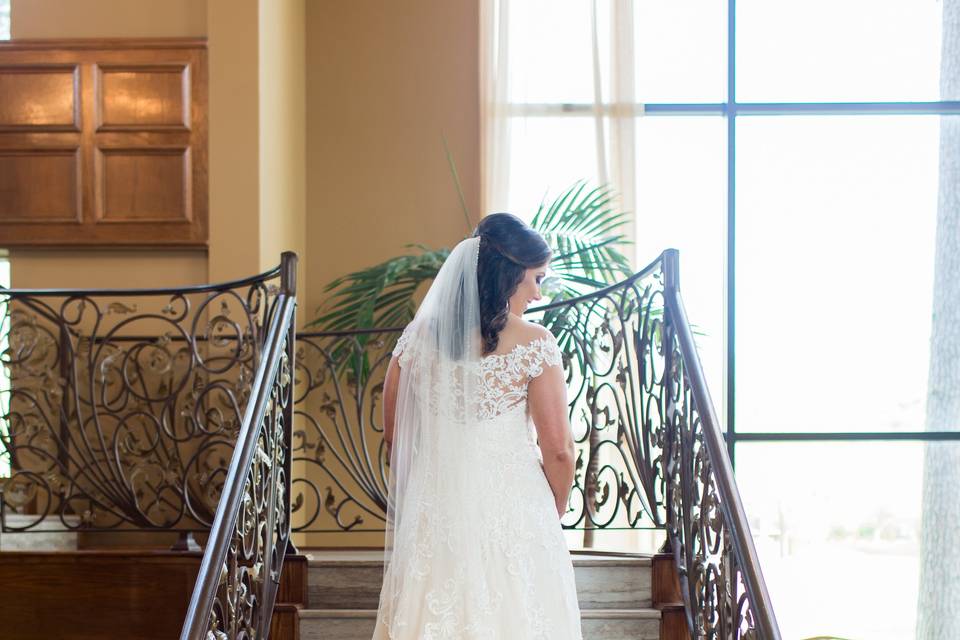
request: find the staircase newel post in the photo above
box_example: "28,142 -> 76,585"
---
662,249 -> 680,293
661,249 -> 698,635
280,251 -> 299,556
661,248 -> 680,538
280,251 -> 297,298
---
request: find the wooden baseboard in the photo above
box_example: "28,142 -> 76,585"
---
0,550 -> 308,640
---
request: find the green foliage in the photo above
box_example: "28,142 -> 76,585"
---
532,181 -> 632,299
306,245 -> 449,332
306,181 -> 632,334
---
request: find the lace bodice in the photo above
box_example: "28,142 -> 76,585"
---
392,328 -> 563,421
378,326 -> 582,640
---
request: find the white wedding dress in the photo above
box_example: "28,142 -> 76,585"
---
372,330 -> 583,640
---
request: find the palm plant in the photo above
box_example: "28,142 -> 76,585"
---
305,180 -> 633,336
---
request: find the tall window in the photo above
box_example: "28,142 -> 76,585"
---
485,1 -> 960,638
0,0 -> 9,40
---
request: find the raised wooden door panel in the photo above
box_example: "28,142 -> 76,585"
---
96,63 -> 192,131
0,64 -> 80,131
0,147 -> 82,222
0,39 -> 207,246
94,146 -> 192,223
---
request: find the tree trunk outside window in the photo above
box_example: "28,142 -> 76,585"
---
917,2 -> 960,638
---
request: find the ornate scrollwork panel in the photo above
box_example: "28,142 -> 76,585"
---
542,273 -> 669,535
205,333 -> 292,639
664,313 -> 766,640
290,265 -> 671,539
0,278 -> 282,534
290,332 -> 395,534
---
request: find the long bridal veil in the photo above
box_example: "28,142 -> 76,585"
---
378,236 -> 486,634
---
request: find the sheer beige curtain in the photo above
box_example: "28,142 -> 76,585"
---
480,0 -> 512,214
481,0 -> 638,245
481,1 -> 656,553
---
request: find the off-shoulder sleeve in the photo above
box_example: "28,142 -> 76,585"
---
392,324 -> 415,366
521,332 -> 563,381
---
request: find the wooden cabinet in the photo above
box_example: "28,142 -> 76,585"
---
0,39 -> 207,246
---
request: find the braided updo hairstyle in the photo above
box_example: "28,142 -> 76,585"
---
472,213 -> 552,355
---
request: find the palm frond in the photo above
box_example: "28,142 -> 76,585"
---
306,247 -> 449,331
309,180 -> 633,343
531,181 -> 632,296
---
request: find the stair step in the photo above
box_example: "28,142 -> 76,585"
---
298,608 -> 661,640
306,550 -> 653,611
0,515 -> 80,551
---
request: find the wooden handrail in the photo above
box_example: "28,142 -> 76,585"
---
662,248 -> 782,640
179,252 -> 298,640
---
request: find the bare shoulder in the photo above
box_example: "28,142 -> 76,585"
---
497,315 -> 552,352
518,319 -> 552,343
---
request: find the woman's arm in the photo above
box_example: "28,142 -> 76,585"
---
527,362 -> 575,518
382,355 -> 401,463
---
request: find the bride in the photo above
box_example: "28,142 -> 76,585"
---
371,213 -> 583,640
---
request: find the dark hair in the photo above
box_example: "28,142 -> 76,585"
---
472,213 -> 551,355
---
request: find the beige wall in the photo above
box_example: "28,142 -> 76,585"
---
9,0 -> 209,289
258,0 -> 307,317
7,0 -> 308,550
8,0 -> 478,323
302,0 -> 480,547
10,0 -> 206,39
7,249 -> 208,290
304,0 -> 481,323
205,0 -> 307,313
9,0 -> 307,301
7,0 -> 480,549
204,0 -> 260,285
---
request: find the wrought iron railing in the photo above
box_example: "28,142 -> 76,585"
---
289,254 -> 668,538
0,258 -> 286,539
287,249 -> 780,639
290,327 -> 395,533
1,246 -> 779,639
180,252 -> 297,640
660,250 -> 780,639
